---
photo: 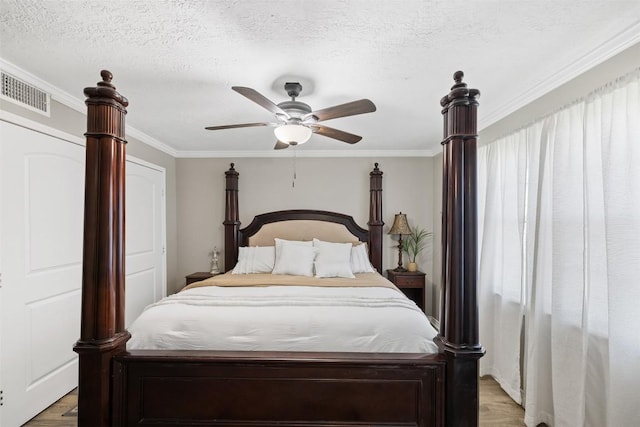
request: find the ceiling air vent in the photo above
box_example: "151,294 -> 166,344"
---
1,71 -> 50,116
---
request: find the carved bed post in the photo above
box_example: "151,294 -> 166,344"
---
434,71 -> 485,426
224,163 -> 240,271
368,163 -> 384,273
73,70 -> 130,427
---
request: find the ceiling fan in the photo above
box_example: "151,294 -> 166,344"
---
205,82 -> 376,150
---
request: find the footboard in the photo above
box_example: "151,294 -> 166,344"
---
112,351 -> 445,426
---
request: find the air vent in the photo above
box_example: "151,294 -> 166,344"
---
1,71 -> 50,116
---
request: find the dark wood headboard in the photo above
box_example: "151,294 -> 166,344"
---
240,210 -> 369,243
223,163 -> 384,273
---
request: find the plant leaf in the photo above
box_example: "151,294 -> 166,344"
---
401,226 -> 432,262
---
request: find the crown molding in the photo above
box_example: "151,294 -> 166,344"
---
3,105 -> 438,159
175,148 -> 439,158
479,21 -> 640,130
125,127 -> 178,157
0,57 -> 178,157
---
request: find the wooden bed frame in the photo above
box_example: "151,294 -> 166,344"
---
74,70 -> 483,426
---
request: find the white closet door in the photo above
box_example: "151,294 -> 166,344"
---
125,160 -> 166,327
0,121 -> 84,427
0,120 -> 166,426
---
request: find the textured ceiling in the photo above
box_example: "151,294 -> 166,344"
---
1,0 -> 639,157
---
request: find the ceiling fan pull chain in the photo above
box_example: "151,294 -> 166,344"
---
292,146 -> 297,188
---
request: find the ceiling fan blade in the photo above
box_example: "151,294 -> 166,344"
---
305,99 -> 376,122
274,140 -> 289,150
232,86 -> 290,118
310,125 -> 362,144
205,122 -> 275,131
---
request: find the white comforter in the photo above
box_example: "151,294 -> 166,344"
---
127,285 -> 439,353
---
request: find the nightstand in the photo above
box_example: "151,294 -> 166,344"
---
386,269 -> 426,311
185,271 -> 216,286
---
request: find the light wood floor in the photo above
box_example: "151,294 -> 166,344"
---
23,376 -> 524,426
479,376 -> 526,426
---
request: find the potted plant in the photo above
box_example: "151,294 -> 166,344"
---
402,226 -> 432,272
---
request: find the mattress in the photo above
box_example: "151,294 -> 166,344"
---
127,273 -> 439,353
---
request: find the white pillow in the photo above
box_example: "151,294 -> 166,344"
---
232,246 -> 275,274
274,238 -> 312,257
313,238 -> 355,279
272,243 -> 316,276
351,242 -> 376,273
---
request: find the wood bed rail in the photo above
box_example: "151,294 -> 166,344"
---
435,71 -> 485,425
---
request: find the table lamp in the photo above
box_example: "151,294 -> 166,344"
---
388,212 -> 411,271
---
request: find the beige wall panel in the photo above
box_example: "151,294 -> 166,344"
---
431,152 -> 443,319
176,156 -> 437,303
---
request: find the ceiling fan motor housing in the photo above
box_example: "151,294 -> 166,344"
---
279,82 -> 315,122
277,100 -> 313,121
285,82 -> 303,99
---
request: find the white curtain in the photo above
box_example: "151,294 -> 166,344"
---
478,69 -> 640,426
478,126 -> 541,404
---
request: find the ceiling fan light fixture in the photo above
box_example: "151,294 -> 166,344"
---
206,83 -> 375,150
274,124 -> 312,145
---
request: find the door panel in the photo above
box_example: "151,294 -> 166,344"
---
26,154 -> 84,272
125,269 -> 157,328
27,290 -> 81,386
125,162 -> 165,327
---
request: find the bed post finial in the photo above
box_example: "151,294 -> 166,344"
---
224,163 -> 240,271
435,71 -> 484,426
368,163 -> 384,272
100,69 -> 113,84
74,70 -> 130,427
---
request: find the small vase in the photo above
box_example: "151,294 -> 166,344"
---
407,262 -> 418,272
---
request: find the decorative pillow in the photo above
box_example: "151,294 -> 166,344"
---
351,242 -> 376,273
272,243 -> 316,276
313,238 -> 355,279
274,238 -> 312,256
232,246 -> 275,274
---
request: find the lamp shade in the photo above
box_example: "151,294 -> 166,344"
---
388,212 -> 410,235
274,124 -> 312,145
